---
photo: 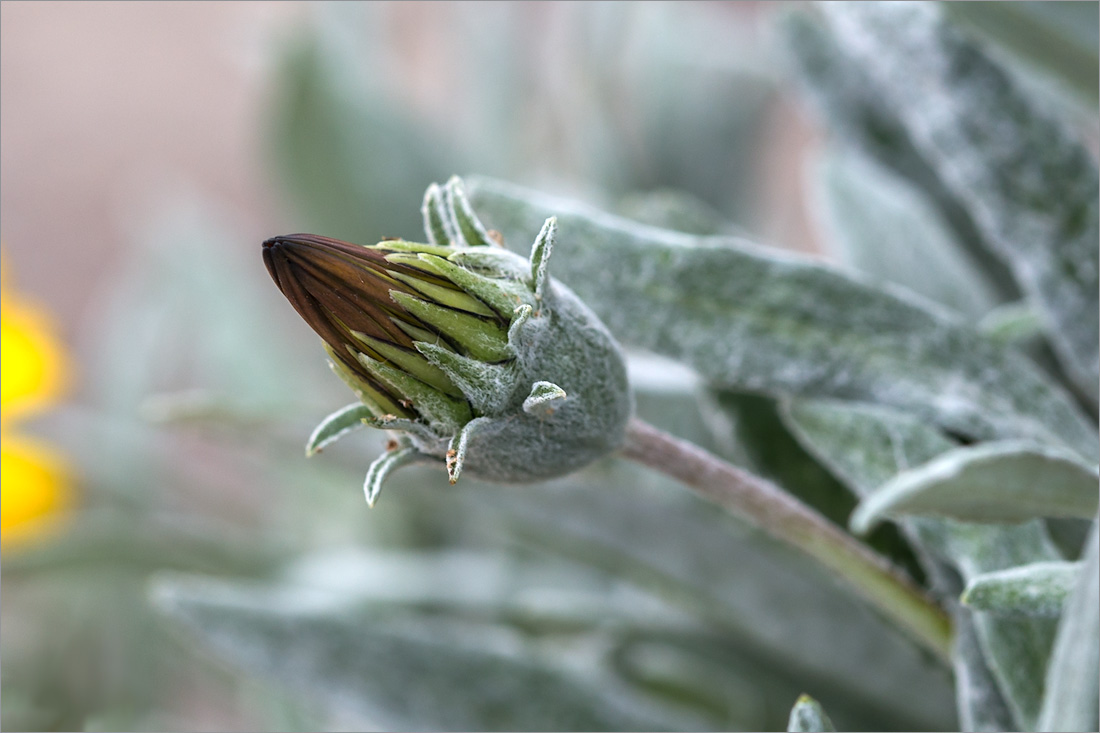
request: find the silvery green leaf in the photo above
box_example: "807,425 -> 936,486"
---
477,462 -> 955,731
1037,519 -> 1099,732
699,391 -> 922,576
823,2 -> 1100,402
466,176 -> 1098,462
606,633 -> 818,731
962,561 -> 1081,617
787,694 -> 836,733
781,11 -> 1022,304
781,400 -> 957,498
811,147 -> 998,319
902,523 -> 1062,732
281,543 -> 894,730
850,442 -> 1100,534
943,1 -> 1098,105
781,399 -> 1064,730
152,576 -> 684,732
277,548 -> 692,628
313,379 -> 954,731
699,391 -> 856,526
952,602 -> 1017,732
909,517 -> 1063,583
151,548 -> 872,731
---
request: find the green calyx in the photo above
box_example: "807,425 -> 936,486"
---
266,176 -> 633,504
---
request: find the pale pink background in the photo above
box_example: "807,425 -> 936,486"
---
1,0 -> 817,377
2,2 -> 297,325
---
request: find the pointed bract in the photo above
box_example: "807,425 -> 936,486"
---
445,176 -> 495,248
447,417 -> 489,484
422,183 -> 453,246
306,403 -> 376,457
357,353 -> 472,433
530,217 -> 556,302
365,444 -> 430,507
414,341 -> 515,415
523,381 -> 568,417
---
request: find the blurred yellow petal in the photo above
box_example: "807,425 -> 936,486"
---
1,293 -> 68,422
1,253 -> 76,547
1,432 -> 72,548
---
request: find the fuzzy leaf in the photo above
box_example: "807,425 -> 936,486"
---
962,561 -> 1081,617
264,545 -> 892,732
271,548 -> 691,624
699,391 -> 924,579
782,399 -> 1064,730
1038,519 -> 1100,732
850,442 -> 1100,534
466,177 -> 1098,462
475,461 -> 956,730
151,575 -> 681,732
952,604 -> 1016,732
943,1 -> 1099,105
360,375 -> 956,731
812,147 -> 998,319
787,694 -> 836,733
781,400 -> 957,497
700,391 -> 857,527
782,11 -> 1022,304
823,2 -> 1100,401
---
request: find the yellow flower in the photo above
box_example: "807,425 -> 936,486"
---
1,254 -> 73,548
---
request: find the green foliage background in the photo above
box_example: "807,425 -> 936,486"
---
3,3 -> 1097,732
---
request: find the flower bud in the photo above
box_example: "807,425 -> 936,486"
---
263,177 -> 632,504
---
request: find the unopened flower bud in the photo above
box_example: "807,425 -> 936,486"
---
263,177 -> 632,504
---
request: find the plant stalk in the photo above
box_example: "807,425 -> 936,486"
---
621,417 -> 953,664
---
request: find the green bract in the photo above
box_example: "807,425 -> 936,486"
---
262,177 -> 632,504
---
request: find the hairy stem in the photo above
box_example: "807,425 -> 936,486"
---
621,417 -> 953,663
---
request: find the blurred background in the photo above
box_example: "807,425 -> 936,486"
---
2,2 -> 1095,731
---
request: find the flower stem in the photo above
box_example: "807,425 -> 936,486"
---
621,417 -> 953,664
